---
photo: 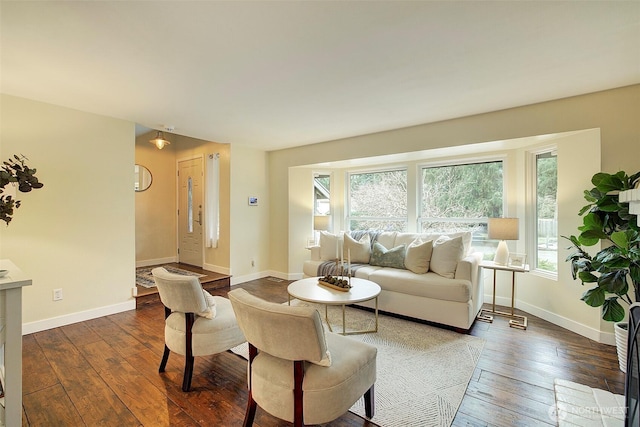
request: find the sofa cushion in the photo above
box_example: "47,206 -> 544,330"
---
319,231 -> 341,261
404,238 -> 433,274
344,233 -> 371,264
394,231 -> 472,255
367,268 -> 471,303
369,242 -> 406,269
374,232 -> 397,250
430,235 -> 465,278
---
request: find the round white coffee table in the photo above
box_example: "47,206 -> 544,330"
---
287,277 -> 381,335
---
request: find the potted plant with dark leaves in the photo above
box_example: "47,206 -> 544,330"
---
0,154 -> 44,225
565,170 -> 640,372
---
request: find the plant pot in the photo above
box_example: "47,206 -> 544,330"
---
614,321 -> 628,373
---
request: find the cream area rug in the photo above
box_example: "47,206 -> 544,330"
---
231,302 -> 485,427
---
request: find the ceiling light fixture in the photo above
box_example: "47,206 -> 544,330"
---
150,130 -> 171,150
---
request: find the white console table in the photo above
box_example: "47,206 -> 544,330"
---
0,260 -> 32,426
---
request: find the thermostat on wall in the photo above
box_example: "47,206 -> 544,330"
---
248,197 -> 258,206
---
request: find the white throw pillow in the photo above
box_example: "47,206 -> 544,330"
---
319,231 -> 341,261
404,238 -> 433,274
430,235 -> 464,279
344,233 -> 371,264
197,290 -> 217,319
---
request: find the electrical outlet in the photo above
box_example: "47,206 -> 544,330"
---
53,288 -> 63,301
251,259 -> 255,267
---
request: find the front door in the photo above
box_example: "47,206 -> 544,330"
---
178,157 -> 203,267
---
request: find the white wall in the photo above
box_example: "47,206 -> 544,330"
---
0,95 -> 136,333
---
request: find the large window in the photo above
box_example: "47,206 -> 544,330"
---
535,151 -> 558,272
420,161 -> 503,258
347,169 -> 407,231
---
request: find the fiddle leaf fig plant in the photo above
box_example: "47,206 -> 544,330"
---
0,154 -> 44,225
564,171 -> 640,322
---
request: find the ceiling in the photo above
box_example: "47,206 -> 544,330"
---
2,1 -> 639,151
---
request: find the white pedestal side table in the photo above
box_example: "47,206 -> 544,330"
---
0,260 -> 32,426
477,260 -> 530,330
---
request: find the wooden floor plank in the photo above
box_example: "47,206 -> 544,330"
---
22,273 -> 625,426
22,384 -> 84,427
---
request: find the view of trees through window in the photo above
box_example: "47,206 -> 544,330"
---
421,161 -> 503,259
333,153 -> 556,270
536,152 -> 558,272
314,174 -> 330,215
348,169 -> 407,231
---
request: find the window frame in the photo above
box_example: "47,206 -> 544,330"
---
417,155 -> 507,254
346,166 -> 409,232
526,145 -> 558,279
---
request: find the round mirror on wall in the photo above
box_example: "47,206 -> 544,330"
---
135,164 -> 152,192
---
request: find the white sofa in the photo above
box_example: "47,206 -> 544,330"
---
302,231 -> 484,332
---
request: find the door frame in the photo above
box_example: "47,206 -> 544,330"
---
176,154 -> 205,266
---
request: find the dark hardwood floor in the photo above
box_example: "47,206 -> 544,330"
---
22,273 -> 624,426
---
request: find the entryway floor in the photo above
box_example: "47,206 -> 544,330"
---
135,263 -> 231,308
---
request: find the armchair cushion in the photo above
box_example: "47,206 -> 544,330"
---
251,332 -> 376,424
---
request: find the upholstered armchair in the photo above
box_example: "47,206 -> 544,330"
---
152,267 -> 245,391
228,288 -> 377,427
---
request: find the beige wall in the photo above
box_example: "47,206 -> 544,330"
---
229,145 -> 270,283
0,94 -> 135,331
135,132 -> 177,265
269,84 -> 640,342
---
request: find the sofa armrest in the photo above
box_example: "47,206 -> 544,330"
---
454,252 -> 482,283
455,252 -> 483,313
309,245 -> 321,261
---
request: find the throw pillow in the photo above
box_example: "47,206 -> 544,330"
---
430,235 -> 464,279
319,231 -> 341,261
344,233 -> 371,264
404,238 -> 433,274
197,290 -> 217,319
369,242 -> 406,269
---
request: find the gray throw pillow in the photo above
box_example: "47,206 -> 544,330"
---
369,242 -> 406,269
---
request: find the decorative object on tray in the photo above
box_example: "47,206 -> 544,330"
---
318,273 -> 352,292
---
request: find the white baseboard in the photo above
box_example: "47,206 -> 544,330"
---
202,262 -> 230,276
136,257 -> 176,268
230,270 -> 302,286
485,294 -> 615,346
23,300 -> 136,335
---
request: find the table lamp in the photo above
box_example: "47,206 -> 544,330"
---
313,215 -> 331,244
488,217 -> 519,265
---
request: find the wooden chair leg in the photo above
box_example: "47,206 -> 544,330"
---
364,385 -> 375,419
243,344 -> 258,427
243,392 -> 257,427
159,345 -> 170,373
182,313 -> 195,392
159,306 -> 172,373
293,360 -> 304,427
182,355 -> 194,392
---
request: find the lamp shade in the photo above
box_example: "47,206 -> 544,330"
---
488,218 -> 519,241
313,215 -> 331,231
150,131 -> 171,150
